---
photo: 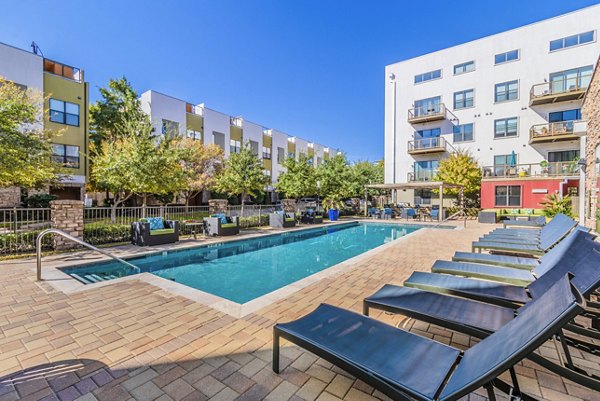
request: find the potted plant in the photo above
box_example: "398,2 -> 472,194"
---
323,196 -> 343,221
539,160 -> 549,176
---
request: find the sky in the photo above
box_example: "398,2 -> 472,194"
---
1,0 -> 599,161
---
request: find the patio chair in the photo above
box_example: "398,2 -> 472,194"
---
430,208 -> 440,221
471,213 -> 577,255
269,211 -> 296,228
203,214 -> 240,236
383,207 -> 393,219
131,217 -> 179,246
406,208 -> 417,220
274,275 -> 585,400
367,207 -> 380,219
503,215 -> 546,229
301,208 -> 324,224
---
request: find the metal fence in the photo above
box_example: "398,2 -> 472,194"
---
0,208 -> 51,255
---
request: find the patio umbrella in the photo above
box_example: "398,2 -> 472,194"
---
509,150 -> 517,167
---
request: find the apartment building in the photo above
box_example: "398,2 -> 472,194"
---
384,5 -> 600,209
140,90 -> 339,202
0,41 -> 89,203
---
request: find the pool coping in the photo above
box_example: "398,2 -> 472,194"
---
34,219 -> 455,318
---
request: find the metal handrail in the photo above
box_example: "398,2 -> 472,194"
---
36,228 -> 139,281
432,209 -> 467,229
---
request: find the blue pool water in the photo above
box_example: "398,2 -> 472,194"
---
64,222 -> 422,303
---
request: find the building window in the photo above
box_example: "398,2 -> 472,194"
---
161,119 -> 179,137
494,80 -> 518,102
52,144 -> 80,169
212,132 -> 225,150
494,49 -> 519,65
453,89 -> 474,109
413,96 -> 441,117
264,169 -> 271,177
413,160 -> 439,181
414,189 -> 432,205
49,99 -> 79,126
249,140 -> 259,156
495,185 -> 521,207
453,123 -> 474,143
262,146 -> 271,159
549,65 -> 593,93
494,154 -> 517,176
548,150 -> 579,163
494,117 -> 518,138
277,147 -> 285,164
414,69 -> 441,84
187,129 -> 202,140
317,157 -> 322,166
550,31 -> 595,51
549,109 -> 581,123
230,139 -> 241,153
288,152 -> 295,159
453,61 -> 475,75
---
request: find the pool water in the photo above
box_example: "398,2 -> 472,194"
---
64,222 -> 421,303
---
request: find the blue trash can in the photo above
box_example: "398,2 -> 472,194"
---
328,209 -> 339,221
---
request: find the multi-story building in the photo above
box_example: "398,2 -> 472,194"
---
140,90 -> 339,202
0,41 -> 89,203
384,5 -> 600,210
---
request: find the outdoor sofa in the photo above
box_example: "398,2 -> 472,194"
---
204,214 -> 240,236
300,209 -> 323,224
131,217 -> 179,246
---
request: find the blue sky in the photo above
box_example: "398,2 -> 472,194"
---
2,0 -> 598,161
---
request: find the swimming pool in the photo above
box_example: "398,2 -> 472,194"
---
63,222 -> 422,303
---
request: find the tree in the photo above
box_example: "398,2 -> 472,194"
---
348,160 -> 384,198
276,154 -> 317,199
216,144 -> 269,215
433,150 -> 482,206
316,153 -> 353,210
0,78 -> 62,188
540,193 -> 573,218
178,139 -> 224,207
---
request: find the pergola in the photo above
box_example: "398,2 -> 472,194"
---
364,181 -> 464,222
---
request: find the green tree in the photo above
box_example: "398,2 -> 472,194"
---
433,150 -> 482,206
178,138 -> 224,207
216,144 -> 269,215
348,160 -> 384,198
540,193 -> 573,218
316,153 -> 353,210
0,78 -> 62,188
276,154 -> 317,199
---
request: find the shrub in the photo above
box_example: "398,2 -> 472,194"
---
238,214 -> 269,228
84,224 -> 131,245
24,194 -> 57,208
540,194 -> 573,218
0,229 -> 52,255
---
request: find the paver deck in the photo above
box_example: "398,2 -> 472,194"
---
0,220 -> 598,401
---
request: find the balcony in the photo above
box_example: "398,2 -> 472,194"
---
482,162 -> 580,180
186,103 -> 203,116
529,120 -> 586,144
408,103 -> 447,124
407,137 -> 452,155
408,170 -> 438,182
43,59 -> 83,82
529,81 -> 587,106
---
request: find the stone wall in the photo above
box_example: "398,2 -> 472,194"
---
208,199 -> 229,215
50,200 -> 84,250
0,187 -> 21,207
582,57 -> 600,230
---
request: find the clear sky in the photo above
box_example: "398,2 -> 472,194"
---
1,0 -> 598,161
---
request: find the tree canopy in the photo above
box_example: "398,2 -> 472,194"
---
276,154 -> 317,199
0,78 -> 62,188
316,153 -> 353,209
434,149 -> 482,205
348,160 -> 384,198
178,138 -> 224,206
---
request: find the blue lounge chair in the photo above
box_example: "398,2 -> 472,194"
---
430,208 -> 440,221
503,215 -> 546,229
274,275 -> 585,400
406,208 -> 416,220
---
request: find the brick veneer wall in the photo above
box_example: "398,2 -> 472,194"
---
582,57 -> 600,230
50,200 -> 84,250
0,187 -> 21,207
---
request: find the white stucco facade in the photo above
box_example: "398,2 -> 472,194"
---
0,42 -> 43,93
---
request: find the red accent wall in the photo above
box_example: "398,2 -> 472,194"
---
481,178 -> 579,209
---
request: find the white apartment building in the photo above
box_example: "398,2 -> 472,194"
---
384,5 -> 600,209
140,90 -> 339,202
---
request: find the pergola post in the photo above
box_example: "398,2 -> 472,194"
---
364,187 -> 368,217
438,184 -> 443,222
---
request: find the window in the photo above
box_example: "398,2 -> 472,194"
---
249,140 -> 259,156
494,80 -> 518,102
453,61 -> 475,75
317,157 -> 322,166
550,31 -> 595,51
262,146 -> 271,159
213,132 -> 225,150
413,160 -> 439,181
494,117 -> 518,138
495,185 -> 521,207
453,89 -> 474,109
549,109 -> 581,123
413,96 -> 441,117
187,129 -> 202,141
288,152 -> 295,159
52,144 -> 80,169
548,150 -> 579,163
230,139 -> 241,153
414,69 -> 441,84
264,169 -> 271,177
494,154 -> 517,176
277,147 -> 285,163
549,65 -> 593,93
414,128 -> 441,148
453,123 -> 474,143
494,49 -> 519,65
414,189 -> 432,205
49,99 -> 79,126
161,119 -> 179,137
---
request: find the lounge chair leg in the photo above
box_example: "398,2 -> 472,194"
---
363,303 -> 369,316
272,329 -> 280,373
509,367 -> 522,396
557,329 -> 575,369
485,382 -> 497,401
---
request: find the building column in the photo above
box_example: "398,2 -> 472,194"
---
50,200 -> 84,250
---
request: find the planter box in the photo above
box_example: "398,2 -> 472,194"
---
478,211 -> 498,224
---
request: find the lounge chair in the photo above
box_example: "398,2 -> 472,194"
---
131,217 -> 179,246
471,213 -> 577,255
274,275 -> 584,400
406,208 -> 417,220
367,207 -> 380,219
503,215 -> 546,229
203,214 -> 240,236
430,208 -> 440,221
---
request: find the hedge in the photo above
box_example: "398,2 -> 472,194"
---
0,229 -> 52,255
84,224 -> 131,246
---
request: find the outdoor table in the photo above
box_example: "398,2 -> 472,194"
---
183,220 -> 205,239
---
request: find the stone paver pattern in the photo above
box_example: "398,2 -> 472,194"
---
0,220 -> 598,401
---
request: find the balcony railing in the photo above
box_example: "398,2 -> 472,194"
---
408,170 -> 438,182
482,162 -> 580,179
408,103 -> 447,124
186,103 -> 203,116
529,80 -> 588,106
529,120 -> 586,144
230,117 -> 243,127
43,59 -> 83,82
407,137 -> 454,155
